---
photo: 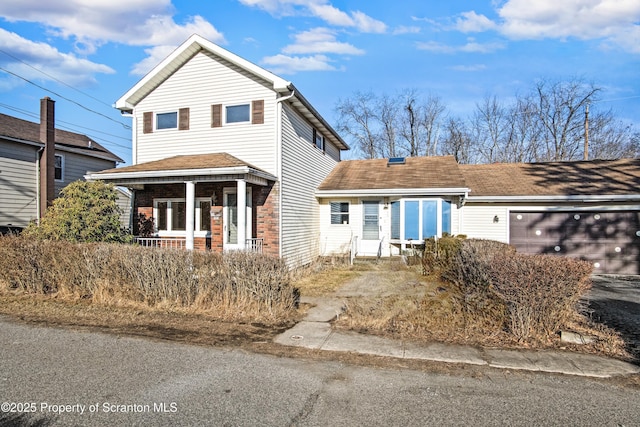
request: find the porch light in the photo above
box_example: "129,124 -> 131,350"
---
493,215 -> 499,223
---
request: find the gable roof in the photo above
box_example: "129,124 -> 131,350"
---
317,156 -> 469,196
0,113 -> 123,163
115,34 -> 348,150
460,158 -> 640,200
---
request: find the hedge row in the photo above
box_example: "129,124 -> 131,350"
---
0,236 -> 298,320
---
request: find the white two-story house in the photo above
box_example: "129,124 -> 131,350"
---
88,34 -> 348,267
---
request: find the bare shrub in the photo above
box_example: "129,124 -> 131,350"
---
0,236 -> 297,322
422,234 -> 465,276
487,253 -> 592,341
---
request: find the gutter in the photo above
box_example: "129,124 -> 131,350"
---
315,187 -> 471,198
86,166 -> 278,182
465,194 -> 640,203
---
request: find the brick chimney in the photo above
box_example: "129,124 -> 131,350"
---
39,97 -> 55,217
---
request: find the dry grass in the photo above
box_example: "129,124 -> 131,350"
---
332,264 -> 632,361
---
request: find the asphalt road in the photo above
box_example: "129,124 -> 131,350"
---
1,319 -> 639,427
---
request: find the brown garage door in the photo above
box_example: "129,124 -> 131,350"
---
509,211 -> 640,274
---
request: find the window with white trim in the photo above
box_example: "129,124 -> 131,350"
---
314,129 -> 325,150
390,198 -> 451,240
154,198 -> 211,233
54,154 -> 63,181
156,112 -> 178,130
330,202 -> 349,224
225,104 -> 250,124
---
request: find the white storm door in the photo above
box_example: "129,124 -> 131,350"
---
223,187 -> 252,250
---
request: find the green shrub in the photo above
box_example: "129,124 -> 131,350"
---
23,180 -> 131,243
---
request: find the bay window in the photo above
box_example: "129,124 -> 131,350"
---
391,198 -> 451,241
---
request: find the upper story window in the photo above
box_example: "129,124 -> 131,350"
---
143,109 -> 189,133
156,112 -> 178,130
54,154 -> 63,181
313,129 -> 325,151
226,104 -> 250,124
211,100 -> 264,127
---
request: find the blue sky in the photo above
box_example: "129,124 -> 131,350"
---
0,0 -> 638,164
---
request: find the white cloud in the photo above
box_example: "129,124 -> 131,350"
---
454,11 -> 498,33
282,28 -> 365,55
239,0 -> 386,33
416,39 -> 505,54
393,26 -> 421,35
0,28 -> 114,87
261,53 -> 338,74
0,0 -> 226,75
496,0 -> 640,52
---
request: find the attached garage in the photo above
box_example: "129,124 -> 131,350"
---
460,159 -> 640,275
510,211 -> 640,274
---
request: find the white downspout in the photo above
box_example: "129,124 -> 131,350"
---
275,90 -> 295,259
185,181 -> 195,250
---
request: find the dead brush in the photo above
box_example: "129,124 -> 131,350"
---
0,236 -> 299,323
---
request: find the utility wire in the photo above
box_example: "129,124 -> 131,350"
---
0,48 -> 113,109
0,66 -> 131,129
0,103 -> 131,151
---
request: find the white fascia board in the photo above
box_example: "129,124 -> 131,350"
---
115,34 -> 291,111
466,195 -> 640,203
87,166 -> 277,182
315,187 -> 470,198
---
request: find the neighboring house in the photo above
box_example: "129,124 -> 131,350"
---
87,34 -> 348,266
316,156 -> 640,274
0,98 -> 124,232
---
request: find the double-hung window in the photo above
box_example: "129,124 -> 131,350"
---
54,154 -> 63,181
154,198 -> 212,234
390,198 -> 451,240
330,202 -> 349,225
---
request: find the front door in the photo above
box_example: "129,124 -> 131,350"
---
360,201 -> 381,256
223,188 -> 252,250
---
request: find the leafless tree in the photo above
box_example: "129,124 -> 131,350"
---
533,78 -> 600,161
335,91 -> 380,159
441,117 -> 474,164
377,93 -> 399,158
398,89 -> 422,157
421,94 -> 447,156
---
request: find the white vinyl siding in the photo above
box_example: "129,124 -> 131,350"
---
134,51 -> 277,175
319,198 -> 358,256
459,204 -> 512,243
280,103 -> 339,266
0,140 -> 38,228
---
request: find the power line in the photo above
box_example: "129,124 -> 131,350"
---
0,66 -> 131,129
0,48 -> 113,109
0,103 -> 131,152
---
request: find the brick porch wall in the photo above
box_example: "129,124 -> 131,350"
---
132,182 -> 279,255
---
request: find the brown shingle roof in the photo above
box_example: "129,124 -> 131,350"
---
0,113 -> 123,163
94,153 -> 266,175
460,158 -> 640,197
318,156 -> 466,191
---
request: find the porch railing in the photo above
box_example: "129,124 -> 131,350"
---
134,237 -> 186,249
245,238 -> 264,253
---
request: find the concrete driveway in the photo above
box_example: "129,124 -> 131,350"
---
589,275 -> 640,361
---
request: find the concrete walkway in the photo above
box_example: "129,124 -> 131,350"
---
275,295 -> 640,378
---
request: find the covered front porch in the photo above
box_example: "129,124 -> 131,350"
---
86,153 -> 279,255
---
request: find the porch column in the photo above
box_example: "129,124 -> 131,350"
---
185,181 -> 195,250
237,178 -> 246,250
